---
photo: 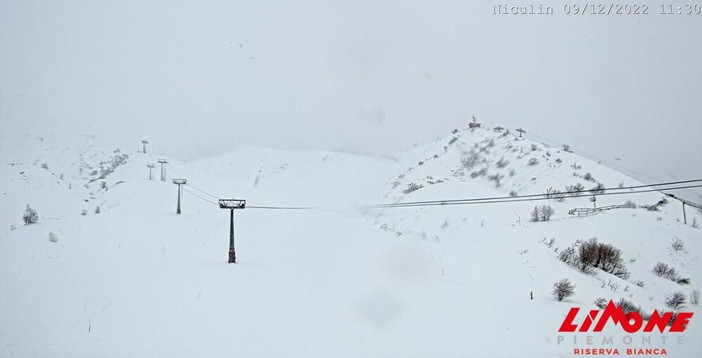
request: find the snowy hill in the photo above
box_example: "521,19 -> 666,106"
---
1,128 -> 701,357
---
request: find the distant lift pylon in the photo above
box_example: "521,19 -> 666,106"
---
219,199 -> 246,263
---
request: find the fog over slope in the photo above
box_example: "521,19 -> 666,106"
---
1,1 -> 700,201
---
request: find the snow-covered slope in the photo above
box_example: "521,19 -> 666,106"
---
1,128 -> 701,357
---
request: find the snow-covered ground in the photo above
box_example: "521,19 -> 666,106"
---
1,128 -> 700,357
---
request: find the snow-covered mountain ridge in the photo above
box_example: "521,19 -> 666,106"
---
1,128 -> 700,357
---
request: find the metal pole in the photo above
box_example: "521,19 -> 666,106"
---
219,199 -> 245,264
172,179 -> 187,214
683,202 -> 687,225
228,209 -> 236,263
177,184 -> 182,214
157,159 -> 168,181
147,163 -> 155,180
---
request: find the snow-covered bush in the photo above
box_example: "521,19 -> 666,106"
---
95,206 -> 101,214
23,205 -> 39,225
530,205 -> 554,222
527,158 -> 539,166
49,232 -> 58,243
496,157 -> 509,168
665,292 -> 686,310
81,208 -> 88,216
691,290 -> 700,306
552,279 -> 575,301
583,172 -> 594,181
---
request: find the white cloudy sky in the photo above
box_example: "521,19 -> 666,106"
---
1,1 -> 701,200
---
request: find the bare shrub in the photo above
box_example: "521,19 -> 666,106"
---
565,183 -> 585,197
671,238 -> 684,251
23,205 -> 39,225
403,183 -> 423,194
559,238 -> 630,279
562,144 -> 572,152
653,262 -> 678,280
692,217 -> 699,228
509,190 -> 518,197
496,157 -> 510,168
95,206 -> 101,214
617,298 -> 643,315
553,279 -> 575,301
488,173 -> 504,187
623,200 -> 637,209
590,182 -> 606,195
583,172 -> 594,182
49,232 -> 58,243
642,198 -> 668,212
527,158 -> 539,166
81,208 -> 88,216
530,205 -> 555,222
461,152 -> 481,170
633,280 -> 645,287
594,297 -> 607,309
545,187 -> 565,202
691,290 -> 700,306
677,277 -> 690,285
665,292 -> 686,310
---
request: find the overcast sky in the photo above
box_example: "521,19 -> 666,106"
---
1,1 -> 701,200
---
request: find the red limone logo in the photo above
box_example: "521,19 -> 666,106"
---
558,300 -> 694,333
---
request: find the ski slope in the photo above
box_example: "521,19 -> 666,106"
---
1,128 -> 701,357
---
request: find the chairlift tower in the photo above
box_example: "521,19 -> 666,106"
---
142,140 -> 149,154
157,159 -> 168,181
172,179 -> 187,214
219,199 -> 246,263
146,163 -> 155,180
